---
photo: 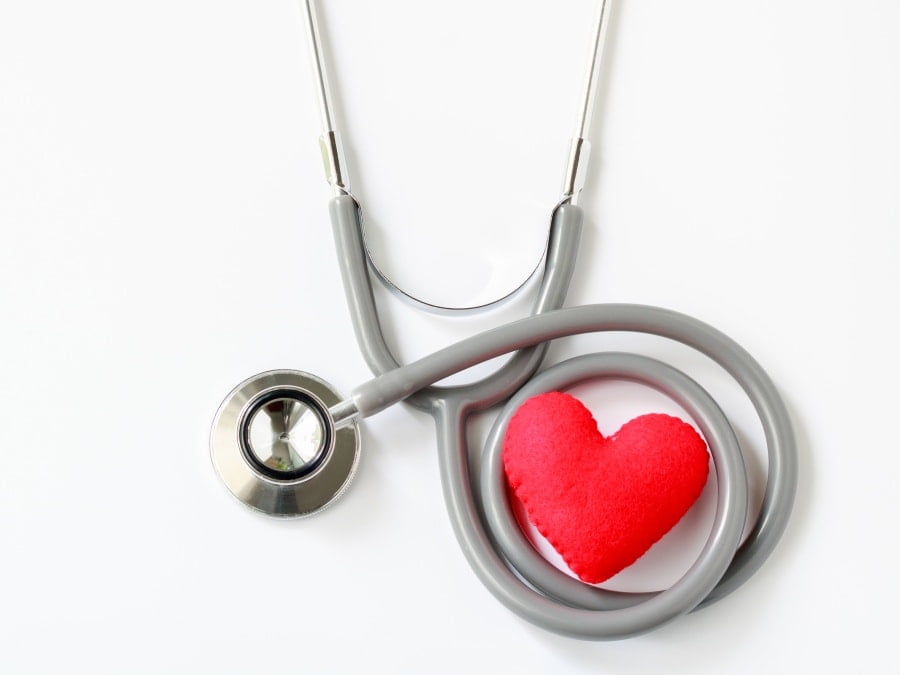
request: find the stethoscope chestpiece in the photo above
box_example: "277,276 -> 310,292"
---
210,370 -> 359,517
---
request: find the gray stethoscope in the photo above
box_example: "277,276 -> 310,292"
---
210,0 -> 797,640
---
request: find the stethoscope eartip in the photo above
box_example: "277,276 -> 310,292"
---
210,370 -> 359,517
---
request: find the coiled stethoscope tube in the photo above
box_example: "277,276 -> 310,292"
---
323,197 -> 797,640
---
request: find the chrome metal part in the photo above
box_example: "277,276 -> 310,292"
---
561,137 -> 592,205
319,130 -> 350,193
328,398 -> 360,431
245,394 -> 326,475
301,0 -> 351,194
562,0 -> 613,204
575,0 -> 613,141
210,370 -> 359,517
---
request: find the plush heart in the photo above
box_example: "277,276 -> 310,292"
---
502,392 -> 710,584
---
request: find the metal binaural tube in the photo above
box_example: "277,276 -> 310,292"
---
575,0 -> 613,141
561,0 -> 613,204
300,0 -> 351,194
301,0 -> 336,133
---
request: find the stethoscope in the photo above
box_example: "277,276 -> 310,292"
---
210,0 -> 797,640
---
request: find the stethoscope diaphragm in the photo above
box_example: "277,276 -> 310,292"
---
210,370 -> 359,517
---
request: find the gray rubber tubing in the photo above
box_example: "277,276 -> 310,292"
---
329,194 -> 582,411
329,195 -> 797,639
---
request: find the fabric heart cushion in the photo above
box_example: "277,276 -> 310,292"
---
502,391 -> 710,584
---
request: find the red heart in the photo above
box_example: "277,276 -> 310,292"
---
502,392 -> 710,584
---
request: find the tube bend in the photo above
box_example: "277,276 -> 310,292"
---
329,194 -> 584,412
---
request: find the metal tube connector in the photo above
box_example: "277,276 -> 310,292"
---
560,0 -> 613,203
561,137 -> 592,205
319,130 -> 350,194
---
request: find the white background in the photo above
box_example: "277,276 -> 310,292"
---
1,0 -> 898,673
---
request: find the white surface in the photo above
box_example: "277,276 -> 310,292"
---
1,0 -> 898,672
